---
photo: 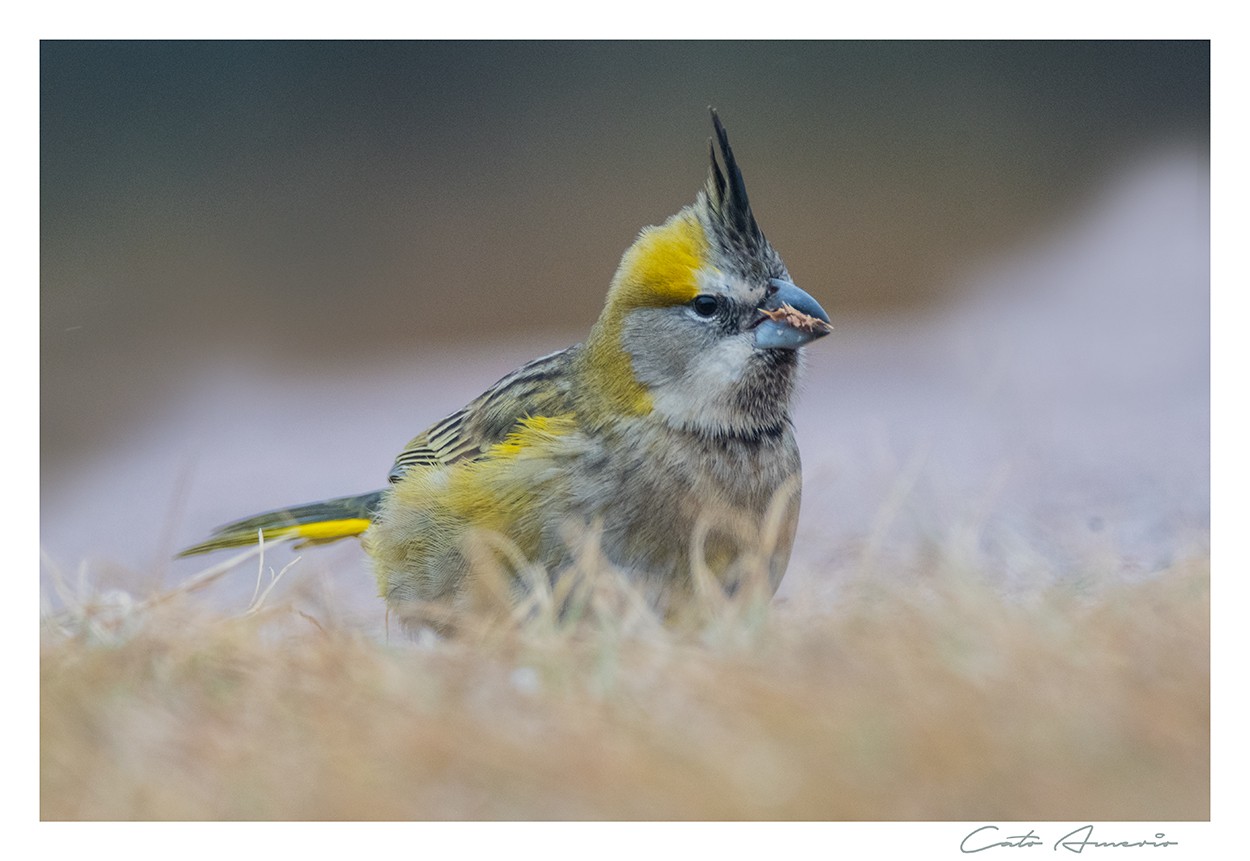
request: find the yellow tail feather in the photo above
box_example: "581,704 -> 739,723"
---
178,491 -> 383,557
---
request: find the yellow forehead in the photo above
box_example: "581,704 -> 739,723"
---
610,210 -> 709,308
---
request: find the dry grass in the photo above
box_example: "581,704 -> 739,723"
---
40,537 -> 1209,821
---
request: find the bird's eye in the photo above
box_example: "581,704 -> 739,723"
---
691,295 -> 720,317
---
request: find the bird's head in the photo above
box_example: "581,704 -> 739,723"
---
578,111 -> 830,438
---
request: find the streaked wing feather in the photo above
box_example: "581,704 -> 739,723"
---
387,347 -> 578,483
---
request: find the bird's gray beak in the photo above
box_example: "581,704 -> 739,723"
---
752,279 -> 832,350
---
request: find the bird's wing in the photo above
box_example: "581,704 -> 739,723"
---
387,346 -> 578,482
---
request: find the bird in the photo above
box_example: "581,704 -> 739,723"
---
180,111 -> 831,629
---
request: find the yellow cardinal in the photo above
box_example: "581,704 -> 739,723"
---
181,111 -> 831,625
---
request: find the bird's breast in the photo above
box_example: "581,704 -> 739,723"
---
564,417 -> 802,589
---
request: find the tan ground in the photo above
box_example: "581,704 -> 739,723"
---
41,543 -> 1208,821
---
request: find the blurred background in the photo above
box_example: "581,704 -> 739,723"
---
40,41 -> 1209,620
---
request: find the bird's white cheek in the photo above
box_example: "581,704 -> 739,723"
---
650,337 -> 754,428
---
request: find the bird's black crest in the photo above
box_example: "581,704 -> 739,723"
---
705,109 -> 765,254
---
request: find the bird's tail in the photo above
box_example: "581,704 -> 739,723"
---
178,490 -> 385,557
